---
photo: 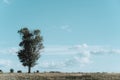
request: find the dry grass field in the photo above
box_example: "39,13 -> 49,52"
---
0,72 -> 120,80
0,73 -> 120,80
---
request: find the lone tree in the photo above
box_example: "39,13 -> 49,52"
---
17,27 -> 44,73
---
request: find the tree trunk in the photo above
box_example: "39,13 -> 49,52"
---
28,66 -> 31,73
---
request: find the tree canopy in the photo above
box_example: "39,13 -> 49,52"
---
17,27 -> 44,73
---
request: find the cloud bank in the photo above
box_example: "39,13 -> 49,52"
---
0,47 -> 18,55
39,44 -> 120,70
0,44 -> 120,72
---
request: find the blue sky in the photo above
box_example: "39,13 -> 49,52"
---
0,0 -> 120,72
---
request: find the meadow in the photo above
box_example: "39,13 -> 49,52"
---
0,72 -> 120,80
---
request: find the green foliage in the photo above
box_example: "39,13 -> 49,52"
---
10,68 -> 14,73
17,27 -> 44,73
17,70 -> 22,73
36,70 -> 39,73
0,70 -> 3,73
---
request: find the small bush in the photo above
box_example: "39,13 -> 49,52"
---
36,70 -> 39,73
10,68 -> 14,73
0,70 -> 3,73
17,70 -> 22,73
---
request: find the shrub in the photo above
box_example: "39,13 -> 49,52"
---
10,68 -> 14,73
17,70 -> 22,73
36,70 -> 39,73
0,70 -> 3,73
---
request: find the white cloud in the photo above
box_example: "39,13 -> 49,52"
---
0,59 -> 13,68
0,59 -> 25,72
61,25 -> 72,32
0,47 -> 18,55
3,0 -> 10,4
43,46 -> 70,55
39,44 -> 120,69
39,61 -> 66,69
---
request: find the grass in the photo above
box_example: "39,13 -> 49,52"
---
0,72 -> 120,80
